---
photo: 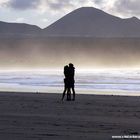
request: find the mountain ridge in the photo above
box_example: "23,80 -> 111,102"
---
1,7 -> 140,37
0,21 -> 42,37
43,7 -> 140,37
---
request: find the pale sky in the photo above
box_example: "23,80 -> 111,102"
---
0,0 -> 140,28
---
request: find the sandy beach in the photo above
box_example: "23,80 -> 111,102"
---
0,92 -> 140,140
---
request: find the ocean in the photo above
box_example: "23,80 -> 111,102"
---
0,69 -> 140,96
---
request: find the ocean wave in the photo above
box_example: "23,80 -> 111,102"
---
0,70 -> 140,93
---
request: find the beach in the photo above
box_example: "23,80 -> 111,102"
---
0,92 -> 140,140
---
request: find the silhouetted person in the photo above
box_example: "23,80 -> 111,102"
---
68,63 -> 75,101
62,65 -> 71,101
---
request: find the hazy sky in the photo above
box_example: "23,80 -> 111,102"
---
0,0 -> 140,28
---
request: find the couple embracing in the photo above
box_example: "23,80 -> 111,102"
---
62,63 -> 75,101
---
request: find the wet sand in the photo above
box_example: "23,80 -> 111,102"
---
0,92 -> 140,140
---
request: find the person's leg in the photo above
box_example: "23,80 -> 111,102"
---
62,88 -> 67,101
72,87 -> 75,101
69,88 -> 71,100
67,88 -> 71,101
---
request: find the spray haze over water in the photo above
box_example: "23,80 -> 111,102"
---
0,37 -> 140,69
0,37 -> 139,95
0,37 -> 140,95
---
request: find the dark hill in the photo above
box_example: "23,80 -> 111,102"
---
43,7 -> 140,37
0,21 -> 42,37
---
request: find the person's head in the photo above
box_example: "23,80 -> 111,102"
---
64,65 -> 69,70
69,63 -> 74,67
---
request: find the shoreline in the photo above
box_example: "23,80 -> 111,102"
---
0,90 -> 140,97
